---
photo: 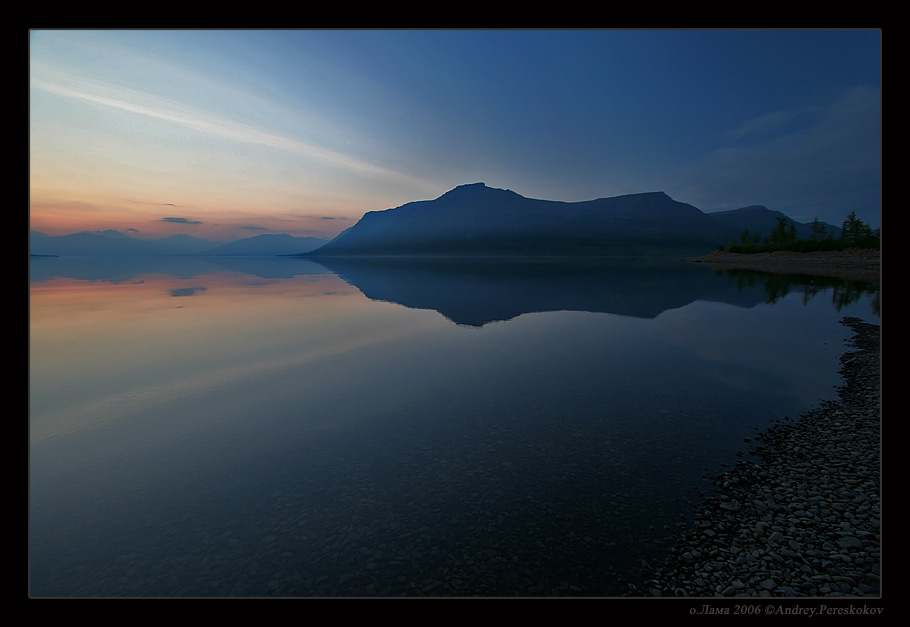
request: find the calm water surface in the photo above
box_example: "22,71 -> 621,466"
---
29,255 -> 879,597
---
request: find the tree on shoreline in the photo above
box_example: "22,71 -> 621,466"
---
721,212 -> 878,254
768,216 -> 798,248
810,217 -> 829,241
841,211 -> 879,248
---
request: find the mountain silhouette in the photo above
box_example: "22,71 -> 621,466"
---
29,230 -> 225,256
29,230 -> 327,257
29,185 -> 847,259
201,233 -> 328,256
707,205 -> 842,240
305,183 -> 739,257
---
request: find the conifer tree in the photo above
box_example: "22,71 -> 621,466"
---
810,217 -> 828,240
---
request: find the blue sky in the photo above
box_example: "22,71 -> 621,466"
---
29,29 -> 881,240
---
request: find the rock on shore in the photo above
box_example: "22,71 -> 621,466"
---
632,316 -> 881,598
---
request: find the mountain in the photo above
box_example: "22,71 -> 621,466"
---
155,233 -> 229,254
201,233 -> 328,256
707,205 -> 842,241
29,230 -> 225,256
28,230 -> 327,257
305,183 -> 740,257
29,186 -> 845,259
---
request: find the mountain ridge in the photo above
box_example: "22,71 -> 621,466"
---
29,184 -> 845,258
707,205 -> 842,240
305,183 -> 768,257
28,230 -> 328,257
201,233 -> 329,256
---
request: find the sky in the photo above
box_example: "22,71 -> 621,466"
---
29,29 -> 881,242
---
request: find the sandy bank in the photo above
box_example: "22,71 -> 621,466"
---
682,248 -> 881,286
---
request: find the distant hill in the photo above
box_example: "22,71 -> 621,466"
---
201,233 -> 328,256
29,186 -> 846,259
305,183 -> 740,257
155,233 -> 229,254
29,230 -> 225,256
707,205 -> 842,241
28,230 -> 328,257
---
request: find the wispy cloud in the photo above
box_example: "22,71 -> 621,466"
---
170,286 -> 208,297
725,110 -> 802,140
162,217 -> 202,225
668,85 -> 880,224
30,64 -> 427,185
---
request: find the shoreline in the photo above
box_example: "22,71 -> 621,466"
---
681,248 -> 881,287
630,316 -> 881,598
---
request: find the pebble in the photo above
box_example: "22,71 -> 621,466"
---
632,317 -> 880,598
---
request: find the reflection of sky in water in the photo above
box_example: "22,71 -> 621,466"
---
30,267 -> 447,442
29,257 -> 879,597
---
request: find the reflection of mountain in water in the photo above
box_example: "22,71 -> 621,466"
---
313,257 -> 782,326
29,255 -> 878,324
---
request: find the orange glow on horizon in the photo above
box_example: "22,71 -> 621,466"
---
29,192 -> 359,240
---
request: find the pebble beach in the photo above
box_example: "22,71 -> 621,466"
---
630,316 -> 881,598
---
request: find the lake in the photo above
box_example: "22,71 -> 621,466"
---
29,255 -> 880,597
